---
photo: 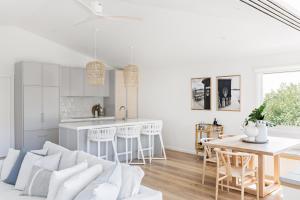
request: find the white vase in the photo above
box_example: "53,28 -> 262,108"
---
243,125 -> 258,142
255,120 -> 268,142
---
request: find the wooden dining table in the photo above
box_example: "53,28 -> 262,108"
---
204,135 -> 300,197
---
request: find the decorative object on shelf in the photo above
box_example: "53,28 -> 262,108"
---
213,118 -> 218,125
86,29 -> 106,86
91,104 -> 104,117
242,103 -> 274,143
191,77 -> 211,110
194,123 -> 224,156
124,64 -> 139,87
216,75 -> 241,111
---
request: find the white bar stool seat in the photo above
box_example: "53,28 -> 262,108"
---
116,125 -> 145,165
87,127 -> 118,161
140,121 -> 167,164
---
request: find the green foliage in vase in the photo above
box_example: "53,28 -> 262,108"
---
264,83 -> 300,126
245,103 -> 266,126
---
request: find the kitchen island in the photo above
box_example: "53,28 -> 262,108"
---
59,119 -> 163,160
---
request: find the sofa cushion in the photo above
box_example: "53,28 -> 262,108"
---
43,142 -> 77,170
1,148 -> 20,181
74,162 -> 122,200
55,164 -> 103,200
46,161 -> 88,200
0,181 -> 44,200
15,153 -> 61,191
4,150 -> 26,185
23,166 -> 53,197
76,151 -> 144,199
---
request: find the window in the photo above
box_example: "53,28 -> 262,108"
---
262,71 -> 300,127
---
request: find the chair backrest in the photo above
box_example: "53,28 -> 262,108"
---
88,127 -> 117,140
142,121 -> 163,135
214,148 -> 253,179
201,138 -> 215,158
117,125 -> 142,137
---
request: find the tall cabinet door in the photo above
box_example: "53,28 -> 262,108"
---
70,68 -> 84,96
22,62 -> 42,86
60,67 -> 70,96
24,86 -> 42,131
43,64 -> 59,87
43,87 -> 59,129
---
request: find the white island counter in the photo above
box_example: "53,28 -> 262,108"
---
59,119 -> 163,159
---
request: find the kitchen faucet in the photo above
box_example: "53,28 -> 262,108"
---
119,106 -> 128,121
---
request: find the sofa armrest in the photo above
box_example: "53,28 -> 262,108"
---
123,186 -> 162,200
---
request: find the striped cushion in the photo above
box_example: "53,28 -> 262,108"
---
23,166 -> 53,197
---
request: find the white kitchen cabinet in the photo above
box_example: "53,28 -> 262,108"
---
70,68 -> 84,96
22,62 -> 42,86
15,62 -> 60,150
43,64 -> 59,86
23,86 -> 42,131
43,87 -> 59,129
60,67 -> 70,96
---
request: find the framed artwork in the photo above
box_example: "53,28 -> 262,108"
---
216,75 -> 241,111
191,77 -> 211,110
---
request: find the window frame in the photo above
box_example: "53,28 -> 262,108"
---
255,65 -> 300,135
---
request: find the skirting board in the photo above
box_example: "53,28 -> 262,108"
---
165,145 -> 196,155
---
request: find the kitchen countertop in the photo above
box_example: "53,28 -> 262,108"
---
60,116 -> 115,123
59,119 -> 162,131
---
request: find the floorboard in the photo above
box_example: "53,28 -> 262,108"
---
141,150 -> 286,200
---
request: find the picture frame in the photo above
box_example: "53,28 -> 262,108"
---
216,75 -> 241,111
191,77 -> 211,110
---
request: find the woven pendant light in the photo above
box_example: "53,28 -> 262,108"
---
86,29 -> 105,85
124,64 -> 139,87
86,60 -> 105,85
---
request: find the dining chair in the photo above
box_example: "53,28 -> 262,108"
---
214,148 -> 259,200
201,138 -> 217,184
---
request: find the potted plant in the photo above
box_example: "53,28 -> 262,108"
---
243,103 -> 273,142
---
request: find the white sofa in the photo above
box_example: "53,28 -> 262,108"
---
0,142 -> 162,200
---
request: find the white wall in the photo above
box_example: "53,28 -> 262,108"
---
138,52 -> 300,176
0,26 -> 91,153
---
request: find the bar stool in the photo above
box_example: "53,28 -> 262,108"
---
116,125 -> 145,165
140,121 -> 167,164
87,127 -> 118,161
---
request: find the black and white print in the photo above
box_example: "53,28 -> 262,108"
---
191,78 -> 211,110
217,75 -> 241,111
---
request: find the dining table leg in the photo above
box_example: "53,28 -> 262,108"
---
258,154 -> 265,197
274,155 -> 280,184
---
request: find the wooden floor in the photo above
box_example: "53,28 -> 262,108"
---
141,150 -> 285,200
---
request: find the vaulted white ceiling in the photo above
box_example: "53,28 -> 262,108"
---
1,0 -> 300,67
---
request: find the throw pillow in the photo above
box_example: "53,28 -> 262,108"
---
74,162 -> 122,200
15,152 -> 61,191
46,161 -> 88,200
31,149 -> 48,156
55,164 -> 103,200
118,165 -> 144,199
22,166 -> 53,197
4,151 -> 26,185
0,148 -> 20,181
43,141 -> 77,170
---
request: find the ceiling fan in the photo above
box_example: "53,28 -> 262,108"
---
74,0 -> 142,26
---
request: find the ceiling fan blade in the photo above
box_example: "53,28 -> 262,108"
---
102,15 -> 142,21
73,15 -> 100,26
75,0 -> 94,13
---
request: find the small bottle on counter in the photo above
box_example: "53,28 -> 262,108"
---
95,110 -> 99,118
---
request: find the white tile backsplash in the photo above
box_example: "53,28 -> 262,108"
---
60,97 -> 103,119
